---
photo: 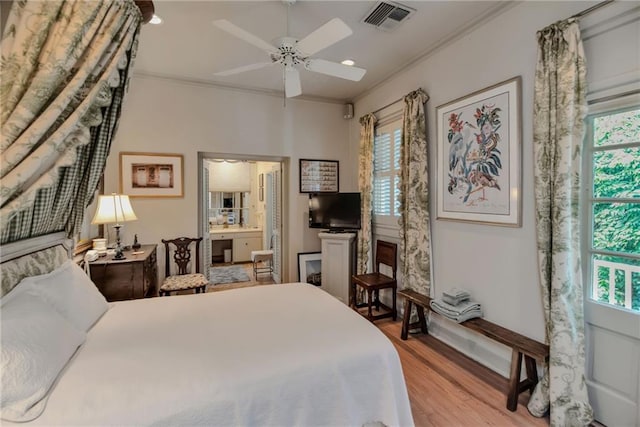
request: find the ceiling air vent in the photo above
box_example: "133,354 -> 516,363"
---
362,1 -> 415,32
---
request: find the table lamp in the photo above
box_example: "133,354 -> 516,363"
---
91,194 -> 138,260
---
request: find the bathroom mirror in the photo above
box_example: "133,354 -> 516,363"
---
209,191 -> 249,226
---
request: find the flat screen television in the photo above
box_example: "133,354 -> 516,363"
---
309,192 -> 361,231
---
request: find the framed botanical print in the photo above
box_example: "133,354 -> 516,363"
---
436,77 -> 522,226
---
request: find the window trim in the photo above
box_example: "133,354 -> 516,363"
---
373,117 -> 402,229
582,98 -> 640,313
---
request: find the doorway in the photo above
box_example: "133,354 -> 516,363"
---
197,153 -> 287,286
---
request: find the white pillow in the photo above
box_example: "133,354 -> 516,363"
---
0,291 -> 86,422
21,260 -> 108,331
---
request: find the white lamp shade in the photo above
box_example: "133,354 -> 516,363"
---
91,194 -> 138,225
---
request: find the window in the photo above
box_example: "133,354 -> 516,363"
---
373,119 -> 402,226
585,107 -> 640,312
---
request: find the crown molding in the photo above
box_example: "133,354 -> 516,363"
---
131,71 -> 347,105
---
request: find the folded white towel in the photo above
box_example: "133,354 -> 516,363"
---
430,298 -> 482,323
443,287 -> 470,299
442,288 -> 471,306
442,294 -> 469,306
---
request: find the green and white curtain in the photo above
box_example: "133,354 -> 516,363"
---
356,113 -> 376,275
528,18 -> 593,426
0,0 -> 142,244
399,89 -> 432,295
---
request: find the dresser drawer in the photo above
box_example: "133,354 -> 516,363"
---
211,233 -> 234,240
88,245 -> 157,302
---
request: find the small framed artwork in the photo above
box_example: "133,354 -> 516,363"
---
259,173 -> 264,187
259,187 -> 264,202
120,152 -> 184,198
299,159 -> 339,193
297,252 -> 322,286
435,76 -> 521,226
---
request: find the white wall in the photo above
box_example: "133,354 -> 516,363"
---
104,75 -> 352,282
352,1 -> 639,377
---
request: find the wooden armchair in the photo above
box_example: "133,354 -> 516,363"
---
350,240 -> 398,322
159,237 -> 209,296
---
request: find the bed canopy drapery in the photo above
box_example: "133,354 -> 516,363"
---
0,0 -> 152,245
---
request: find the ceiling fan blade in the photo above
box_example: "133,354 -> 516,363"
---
213,19 -> 278,54
214,62 -> 274,76
284,67 -> 302,98
305,59 -> 366,81
296,18 -> 352,57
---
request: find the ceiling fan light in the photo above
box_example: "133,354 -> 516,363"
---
341,59 -> 355,66
149,14 -> 163,25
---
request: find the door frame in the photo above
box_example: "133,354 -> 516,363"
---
197,152 -> 290,281
581,96 -> 640,426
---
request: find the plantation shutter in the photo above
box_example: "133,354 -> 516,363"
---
373,120 -> 402,224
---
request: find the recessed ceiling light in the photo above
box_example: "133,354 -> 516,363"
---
341,59 -> 355,66
149,14 -> 163,25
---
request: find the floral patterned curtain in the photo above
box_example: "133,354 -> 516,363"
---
399,89 -> 431,295
0,0 -> 142,244
356,113 -> 377,275
527,18 -> 593,426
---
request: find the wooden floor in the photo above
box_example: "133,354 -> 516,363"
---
375,318 -> 550,426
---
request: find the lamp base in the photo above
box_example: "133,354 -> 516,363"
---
113,224 -> 126,260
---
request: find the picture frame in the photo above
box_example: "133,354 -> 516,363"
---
259,187 -> 264,202
299,159 -> 339,193
120,152 -> 184,198
435,76 -> 521,227
297,252 -> 322,286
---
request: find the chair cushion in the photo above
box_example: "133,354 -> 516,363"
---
251,250 -> 273,262
160,273 -> 209,292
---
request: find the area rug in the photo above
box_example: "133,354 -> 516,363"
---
210,266 -> 251,284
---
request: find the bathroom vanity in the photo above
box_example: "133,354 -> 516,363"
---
210,227 -> 263,263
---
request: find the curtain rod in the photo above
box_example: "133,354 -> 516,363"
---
571,0 -> 615,19
372,97 -> 403,115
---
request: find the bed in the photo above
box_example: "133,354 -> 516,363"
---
0,233 -> 414,426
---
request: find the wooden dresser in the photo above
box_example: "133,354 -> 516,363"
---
89,244 -> 157,302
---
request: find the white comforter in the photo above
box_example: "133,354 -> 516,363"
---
22,283 -> 413,426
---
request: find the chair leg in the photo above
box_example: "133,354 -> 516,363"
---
374,290 -> 380,310
367,289 -> 374,321
392,287 -> 397,321
350,282 -> 357,310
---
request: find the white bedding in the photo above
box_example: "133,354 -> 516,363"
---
18,283 -> 413,426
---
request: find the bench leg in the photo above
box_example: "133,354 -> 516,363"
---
524,356 -> 539,393
401,299 -> 413,340
416,305 -> 428,335
507,349 -> 523,411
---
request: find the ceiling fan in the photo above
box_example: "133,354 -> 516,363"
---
212,0 -> 366,98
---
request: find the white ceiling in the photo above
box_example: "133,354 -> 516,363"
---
134,1 -> 508,103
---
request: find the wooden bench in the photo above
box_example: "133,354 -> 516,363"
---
398,289 -> 549,412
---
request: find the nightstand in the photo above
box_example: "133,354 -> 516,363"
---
89,244 -> 157,302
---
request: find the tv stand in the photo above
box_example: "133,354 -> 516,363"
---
318,232 -> 356,305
